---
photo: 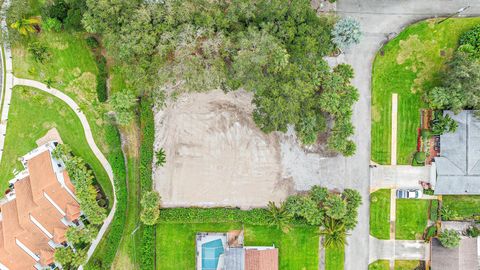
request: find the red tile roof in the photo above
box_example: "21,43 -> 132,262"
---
245,249 -> 279,270
0,147 -> 82,269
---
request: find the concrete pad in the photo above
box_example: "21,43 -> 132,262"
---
371,165 -> 430,190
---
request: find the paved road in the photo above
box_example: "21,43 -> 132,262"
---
13,77 -> 117,266
332,1 -> 480,269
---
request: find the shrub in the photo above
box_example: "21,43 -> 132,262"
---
420,129 -> 430,139
441,206 -> 458,221
95,55 -> 108,102
325,194 -> 347,220
109,91 -> 137,125
430,114 -> 458,135
424,225 -> 437,242
438,229 -> 461,248
43,17 -> 62,32
42,0 -> 68,22
465,225 -> 480,238
140,191 -> 161,225
28,42 -> 50,63
86,36 -> 100,49
413,152 -> 426,163
459,24 -> 480,56
332,17 -> 362,51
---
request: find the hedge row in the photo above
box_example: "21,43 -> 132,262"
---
159,207 -> 276,225
85,124 -> 127,269
96,55 -> 108,102
139,98 -> 156,269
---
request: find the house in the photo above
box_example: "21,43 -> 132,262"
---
433,110 -> 480,195
0,142 -> 82,270
431,237 -> 478,270
196,230 -> 278,270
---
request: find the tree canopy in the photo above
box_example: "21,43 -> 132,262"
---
83,0 -> 360,156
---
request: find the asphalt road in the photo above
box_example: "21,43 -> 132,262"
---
323,1 -> 480,269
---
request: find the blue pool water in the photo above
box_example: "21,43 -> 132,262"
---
202,239 -> 224,270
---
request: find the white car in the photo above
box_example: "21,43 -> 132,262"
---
396,189 -> 422,199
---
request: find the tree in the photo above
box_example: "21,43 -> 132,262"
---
265,201 -> 292,232
10,16 -> 40,36
324,194 -> 347,220
320,218 -> 347,248
438,229 -> 461,248
54,247 -> 86,269
331,17 -> 362,51
66,225 -> 98,246
430,113 -> 458,135
310,186 -> 329,205
140,191 -> 161,225
109,91 -> 136,125
426,51 -> 480,112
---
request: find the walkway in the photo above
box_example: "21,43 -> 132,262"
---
391,94 -> 398,165
12,77 -> 117,263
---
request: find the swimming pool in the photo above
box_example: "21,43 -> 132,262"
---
202,239 -> 225,270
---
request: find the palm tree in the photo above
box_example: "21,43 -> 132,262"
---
266,201 -> 293,233
320,218 -> 348,248
10,17 -> 41,36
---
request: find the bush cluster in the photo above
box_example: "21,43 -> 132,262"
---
42,0 -> 86,31
459,24 -> 480,56
84,125 -> 127,269
95,55 -> 108,102
53,144 -> 106,224
159,207 -> 274,225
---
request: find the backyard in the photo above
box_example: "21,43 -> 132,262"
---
371,17 -> 480,164
156,223 -> 319,270
369,189 -> 391,239
442,195 -> 480,220
395,199 -> 429,240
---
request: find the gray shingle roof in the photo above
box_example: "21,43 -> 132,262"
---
431,238 -> 478,270
435,111 -> 480,195
224,247 -> 244,270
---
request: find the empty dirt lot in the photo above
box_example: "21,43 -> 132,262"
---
154,90 -> 293,209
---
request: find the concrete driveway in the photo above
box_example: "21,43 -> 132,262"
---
370,165 -> 431,191
369,236 -> 429,263
335,1 -> 480,269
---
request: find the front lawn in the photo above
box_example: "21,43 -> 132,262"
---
442,195 -> 480,220
156,223 -> 319,270
325,245 -> 344,270
396,199 -> 429,240
370,189 -> 391,239
395,260 -> 420,270
371,17 -> 480,164
0,86 -> 111,202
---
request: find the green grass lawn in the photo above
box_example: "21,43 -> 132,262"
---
395,260 -> 420,270
156,223 -> 319,270
396,199 -> 429,240
325,245 -> 344,270
371,17 -> 480,164
370,189 -> 391,239
369,260 -> 390,270
442,195 -> 480,220
0,86 -> 112,203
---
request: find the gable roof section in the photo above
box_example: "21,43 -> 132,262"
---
435,111 -> 480,194
245,248 -> 278,270
28,151 -> 59,201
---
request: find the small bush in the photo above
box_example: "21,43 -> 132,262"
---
441,206 -> 458,221
438,229 -> 461,248
86,36 -> 100,49
414,152 -> 426,163
459,24 -> 480,56
424,225 -> 437,242
420,129 -> 430,139
28,42 -> 50,63
43,17 -> 62,32
465,225 -> 480,238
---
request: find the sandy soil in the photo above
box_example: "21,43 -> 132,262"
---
153,90 -> 293,209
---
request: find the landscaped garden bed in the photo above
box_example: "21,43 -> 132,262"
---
442,195 -> 480,221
